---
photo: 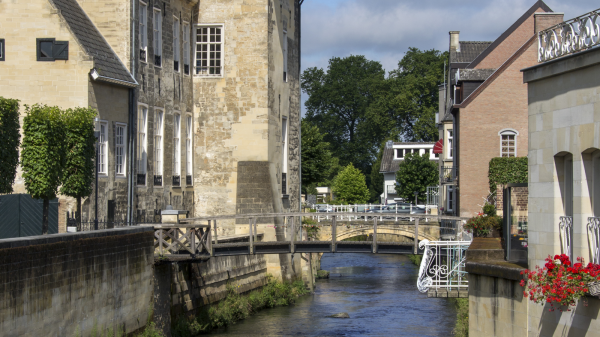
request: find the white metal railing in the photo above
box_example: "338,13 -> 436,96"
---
588,217 -> 600,264
310,203 -> 429,222
538,8 -> 600,63
417,238 -> 471,293
559,216 -> 573,261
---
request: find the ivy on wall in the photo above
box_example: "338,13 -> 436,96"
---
0,97 -> 21,193
488,157 -> 528,193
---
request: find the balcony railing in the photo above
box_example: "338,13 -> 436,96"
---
559,216 -> 573,261
441,166 -> 457,184
173,175 -> 180,187
184,64 -> 190,75
588,217 -> 600,264
417,239 -> 471,294
154,175 -> 162,186
538,8 -> 600,63
174,60 -> 179,72
154,55 -> 161,67
140,49 -> 146,62
137,173 -> 146,185
386,185 -> 397,194
186,175 -> 192,186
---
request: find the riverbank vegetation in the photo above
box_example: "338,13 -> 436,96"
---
171,275 -> 309,336
450,298 -> 468,336
408,254 -> 422,266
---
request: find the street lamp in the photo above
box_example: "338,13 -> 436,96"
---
94,118 -> 100,230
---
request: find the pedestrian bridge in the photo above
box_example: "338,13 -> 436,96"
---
151,212 -> 468,261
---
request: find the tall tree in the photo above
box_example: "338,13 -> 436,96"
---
301,55 -> 393,175
60,107 -> 97,229
333,164 -> 370,204
0,97 -> 21,193
21,104 -> 66,235
373,48 -> 447,142
301,120 -> 340,194
395,152 -> 439,203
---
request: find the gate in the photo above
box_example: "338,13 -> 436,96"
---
0,194 -> 58,239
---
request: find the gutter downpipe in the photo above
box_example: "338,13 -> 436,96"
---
127,0 -> 137,225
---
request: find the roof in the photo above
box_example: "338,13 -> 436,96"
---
451,41 -> 492,64
458,68 -> 496,81
468,0 -> 553,68
380,143 -> 436,173
49,0 -> 137,87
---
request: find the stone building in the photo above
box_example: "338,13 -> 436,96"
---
0,0 -> 301,247
438,1 -> 561,217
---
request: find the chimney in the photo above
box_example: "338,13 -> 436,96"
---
534,13 -> 564,33
449,31 -> 460,52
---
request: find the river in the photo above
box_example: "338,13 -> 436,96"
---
209,253 -> 458,336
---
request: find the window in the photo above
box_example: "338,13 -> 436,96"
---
447,186 -> 454,213
36,38 -> 68,61
115,123 -> 127,177
173,17 -> 180,72
424,148 -> 430,157
137,106 -> 148,185
282,117 -> 288,195
499,129 -> 518,157
183,23 -> 190,75
139,2 -> 148,61
174,113 -> 181,177
0,39 -> 4,61
447,129 -> 453,159
153,9 -> 162,67
98,121 -> 108,175
154,109 -> 164,184
186,115 -> 193,184
396,149 -> 404,159
283,30 -> 288,82
195,25 -> 222,76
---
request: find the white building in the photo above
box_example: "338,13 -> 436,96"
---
379,141 -> 438,204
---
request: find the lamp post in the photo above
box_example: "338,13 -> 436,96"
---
94,118 -> 100,230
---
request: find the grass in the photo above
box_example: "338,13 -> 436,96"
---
172,275 -> 310,336
316,270 -> 330,279
449,298 -> 469,337
407,254 -> 422,266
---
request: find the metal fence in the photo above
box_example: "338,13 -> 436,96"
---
417,239 -> 471,293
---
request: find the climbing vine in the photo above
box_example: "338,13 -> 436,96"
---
488,157 -> 528,193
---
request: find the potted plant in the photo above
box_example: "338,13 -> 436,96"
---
521,254 -> 600,311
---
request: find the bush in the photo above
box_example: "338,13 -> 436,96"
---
0,97 -> 21,193
332,164 -> 370,204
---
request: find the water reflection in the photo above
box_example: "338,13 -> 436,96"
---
210,253 -> 457,336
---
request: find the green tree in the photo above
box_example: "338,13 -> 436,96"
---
395,152 -> 438,203
301,55 -> 394,175
332,164 -> 370,204
301,120 -> 340,194
21,104 -> 67,235
60,107 -> 97,228
0,97 -> 21,193
373,48 -> 447,142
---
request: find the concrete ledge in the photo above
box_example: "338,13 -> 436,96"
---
465,237 -> 504,261
0,226 -> 154,249
523,46 -> 600,83
465,260 -> 525,281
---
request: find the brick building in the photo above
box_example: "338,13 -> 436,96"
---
438,1 -> 562,217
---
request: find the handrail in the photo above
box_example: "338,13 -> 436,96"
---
181,212 -> 470,222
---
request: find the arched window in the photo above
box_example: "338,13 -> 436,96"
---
498,129 -> 519,157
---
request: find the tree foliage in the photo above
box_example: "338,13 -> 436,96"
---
300,120 -> 340,193
60,107 -> 96,199
332,164 -> 370,204
301,55 -> 393,175
488,157 -> 528,193
0,97 -> 21,193
395,152 -> 438,203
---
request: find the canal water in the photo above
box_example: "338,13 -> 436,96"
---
210,253 -> 457,336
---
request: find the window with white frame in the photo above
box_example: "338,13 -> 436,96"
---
183,22 -> 190,75
154,109 -> 164,179
395,148 -> 404,159
195,25 -> 222,76
173,17 -> 180,72
139,2 -> 148,61
447,186 -> 454,212
153,9 -> 162,67
499,129 -> 518,157
174,113 -> 181,176
137,106 -> 148,181
98,121 -> 108,175
115,123 -> 127,177
283,30 -> 287,82
447,129 -> 453,159
186,115 -> 193,182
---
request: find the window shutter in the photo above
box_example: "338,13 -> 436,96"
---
53,41 -> 69,60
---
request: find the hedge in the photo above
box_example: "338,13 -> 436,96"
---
488,157 -> 528,193
0,97 -> 21,193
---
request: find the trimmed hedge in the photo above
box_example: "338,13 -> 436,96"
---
0,97 -> 21,193
488,157 -> 528,193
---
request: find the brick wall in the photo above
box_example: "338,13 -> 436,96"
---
0,227 -> 154,336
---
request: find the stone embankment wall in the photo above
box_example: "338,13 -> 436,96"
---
0,227 -> 155,336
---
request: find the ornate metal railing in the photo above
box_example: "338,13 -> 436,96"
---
559,216 -> 573,261
538,9 -> 600,63
588,217 -> 600,264
417,239 -> 471,293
